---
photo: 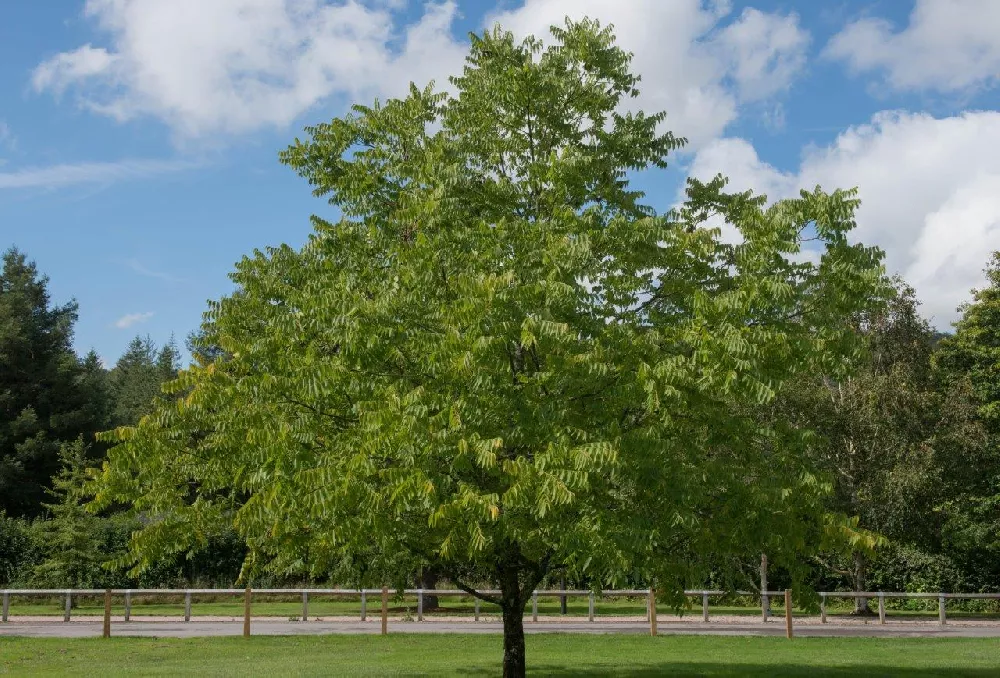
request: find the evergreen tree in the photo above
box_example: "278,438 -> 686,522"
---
108,335 -> 179,428
0,248 -> 102,517
31,438 -> 105,588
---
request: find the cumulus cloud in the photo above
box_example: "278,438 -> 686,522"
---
115,311 -> 154,329
34,0 -> 808,147
0,158 -> 196,189
32,0 -> 468,140
488,0 -> 810,148
825,0 -> 1000,93
32,44 -> 119,94
686,111 -> 1000,328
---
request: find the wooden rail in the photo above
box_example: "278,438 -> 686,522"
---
3,588 -> 998,631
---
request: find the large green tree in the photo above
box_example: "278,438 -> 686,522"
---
94,21 -> 884,676
0,248 -> 105,517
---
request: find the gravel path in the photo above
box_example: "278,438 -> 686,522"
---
3,614 -> 1000,638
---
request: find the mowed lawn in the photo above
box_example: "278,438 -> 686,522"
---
2,635 -> 999,676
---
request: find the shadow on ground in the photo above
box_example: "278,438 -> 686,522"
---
449,665 -> 998,677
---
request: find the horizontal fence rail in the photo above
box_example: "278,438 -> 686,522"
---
3,588 -> 999,631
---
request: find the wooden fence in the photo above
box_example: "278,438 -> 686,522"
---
3,587 -> 998,638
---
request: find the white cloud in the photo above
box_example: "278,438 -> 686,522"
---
115,311 -> 154,329
0,158 -> 196,189
487,0 -> 810,148
32,44 -> 119,94
714,8 -> 809,102
825,0 -> 1000,93
686,111 -> 1000,328
34,0 -> 807,147
33,0 -> 467,140
126,259 -> 186,284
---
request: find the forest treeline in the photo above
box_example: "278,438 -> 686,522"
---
2,244 -> 1000,608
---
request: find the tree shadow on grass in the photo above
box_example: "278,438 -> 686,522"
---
449,664 -> 999,677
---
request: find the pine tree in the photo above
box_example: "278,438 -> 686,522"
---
31,438 -> 104,588
109,335 -> 179,428
0,248 -> 103,516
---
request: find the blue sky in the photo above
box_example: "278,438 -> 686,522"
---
2,0 -> 1000,365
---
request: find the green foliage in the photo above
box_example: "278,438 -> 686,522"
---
31,438 -> 108,588
109,335 -> 180,428
0,511 -> 40,586
97,20 -> 883,588
937,252 -> 1000,429
773,279 -> 995,603
0,248 -> 106,517
933,254 -> 1000,584
93,19 -> 883,673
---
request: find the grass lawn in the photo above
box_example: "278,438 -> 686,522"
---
1,634 -> 999,676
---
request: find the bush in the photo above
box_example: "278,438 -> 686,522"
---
0,511 -> 42,586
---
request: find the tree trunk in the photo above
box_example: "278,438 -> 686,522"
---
852,550 -> 872,615
560,576 -> 567,615
501,600 -> 527,678
498,563 -> 528,678
418,567 -> 440,611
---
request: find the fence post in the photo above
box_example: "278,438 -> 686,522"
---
588,591 -> 595,622
760,553 -> 769,622
649,588 -> 657,637
64,590 -> 71,622
820,593 -> 827,624
243,587 -> 251,638
2,591 -> 8,623
184,591 -> 191,622
878,592 -> 886,624
532,591 -> 538,622
417,589 -> 424,622
302,591 -> 308,621
702,592 -> 709,623
361,591 -> 367,621
939,595 -> 946,625
124,591 -> 131,622
103,589 -> 111,639
381,586 -> 388,635
784,589 -> 793,639
474,597 -> 480,621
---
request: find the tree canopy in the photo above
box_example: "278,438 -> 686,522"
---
93,20 -> 885,676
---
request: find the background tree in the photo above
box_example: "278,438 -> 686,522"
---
934,253 -> 1000,582
776,279 -> 996,610
0,248 -> 105,517
0,511 -> 38,586
31,438 -> 106,588
94,20 -> 885,677
108,335 -> 179,428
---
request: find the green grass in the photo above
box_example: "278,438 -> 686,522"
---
1,634 -> 998,676
6,595 -> 999,620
